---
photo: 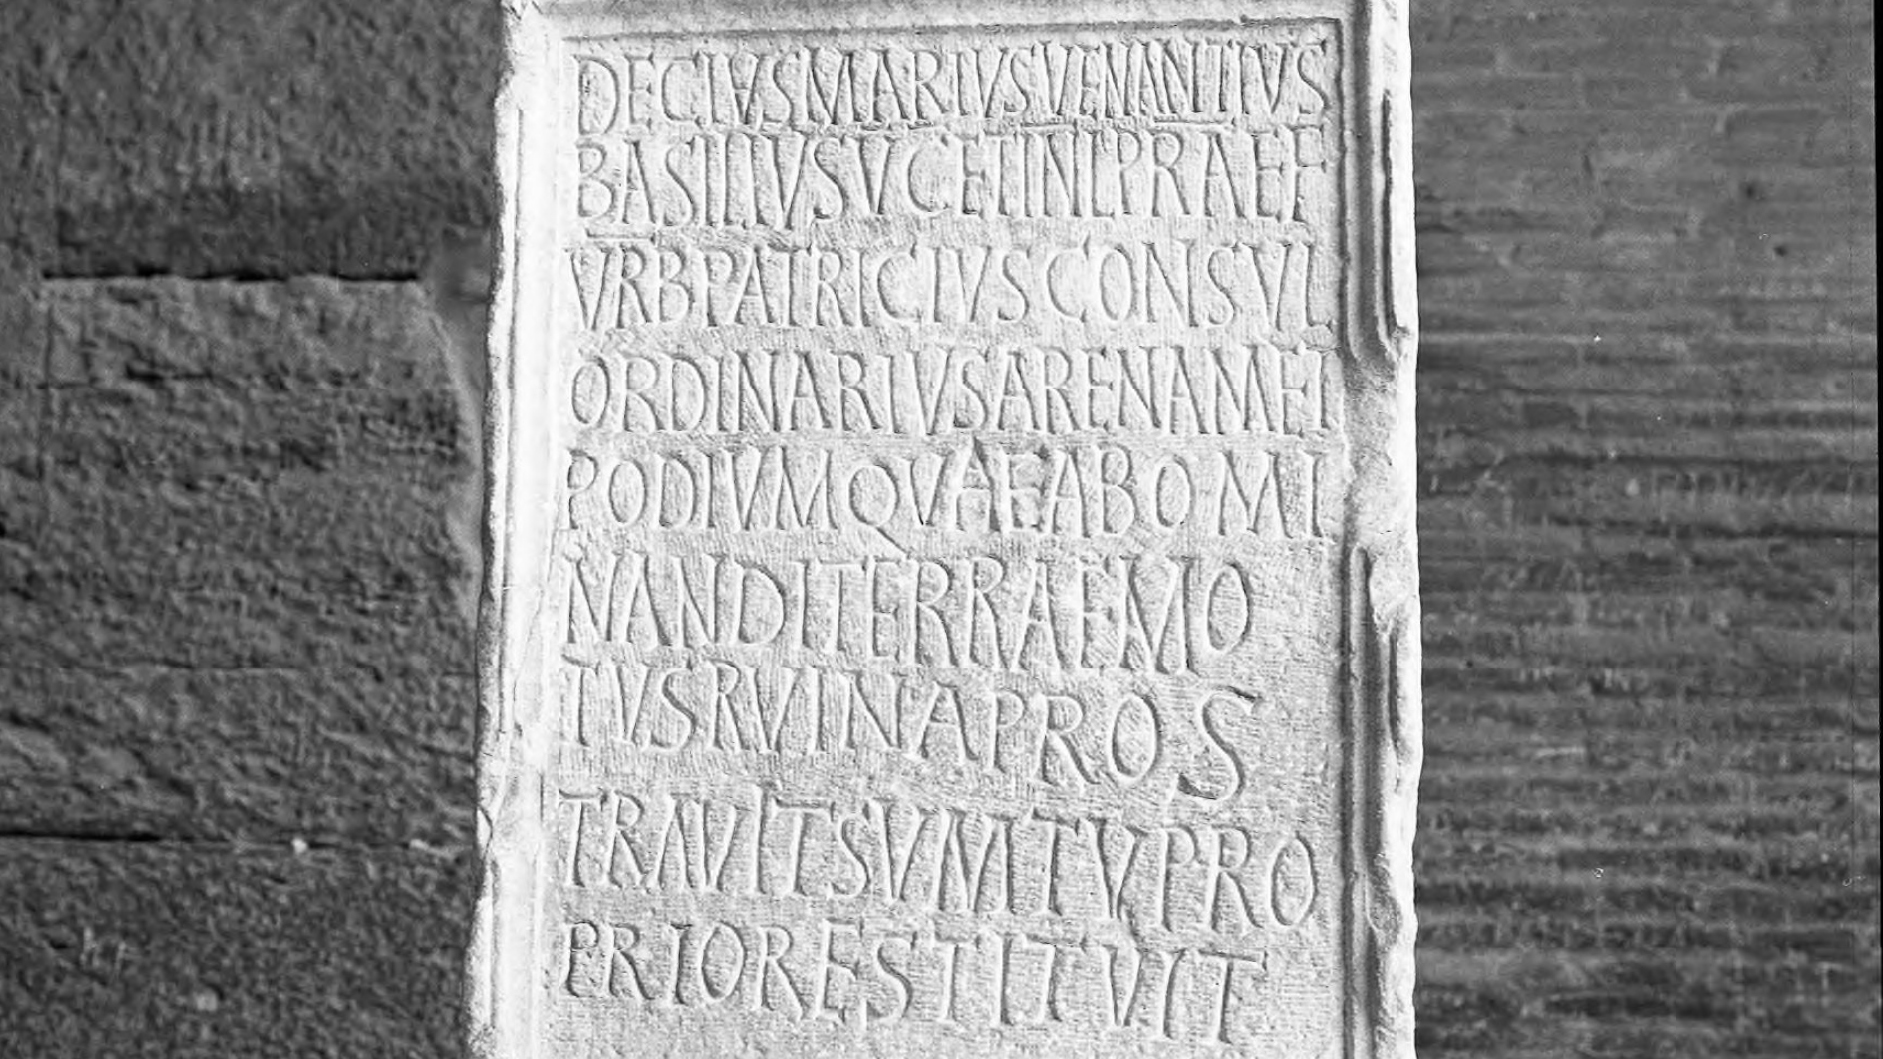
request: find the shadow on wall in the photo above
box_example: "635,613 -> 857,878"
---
424,229 -> 494,630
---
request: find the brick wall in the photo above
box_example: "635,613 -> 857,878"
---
1412,2 -> 1877,1054
2,2 -> 1875,1056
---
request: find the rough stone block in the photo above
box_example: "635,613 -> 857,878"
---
0,664 -> 473,846
0,1 -> 500,278
0,278 -> 476,846
0,840 -> 469,1059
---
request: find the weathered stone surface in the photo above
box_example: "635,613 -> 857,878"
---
0,664 -> 473,846
0,278 -> 468,669
475,2 -> 1418,1056
0,840 -> 469,1059
0,1 -> 500,278
0,279 -> 474,845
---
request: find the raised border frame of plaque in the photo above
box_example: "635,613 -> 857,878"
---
473,2 -> 1418,1056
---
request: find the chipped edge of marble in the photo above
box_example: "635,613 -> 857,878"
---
469,3 -> 543,1058
1364,0 -> 1421,1056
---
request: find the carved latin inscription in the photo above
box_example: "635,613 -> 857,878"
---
480,7 -> 1418,1058
562,20 -> 1341,1053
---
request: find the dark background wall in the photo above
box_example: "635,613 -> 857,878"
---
1,2 -> 1875,1056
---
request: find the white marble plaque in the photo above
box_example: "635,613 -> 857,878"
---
473,2 -> 1418,1056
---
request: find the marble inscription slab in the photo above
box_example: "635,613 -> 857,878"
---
473,2 -> 1418,1056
